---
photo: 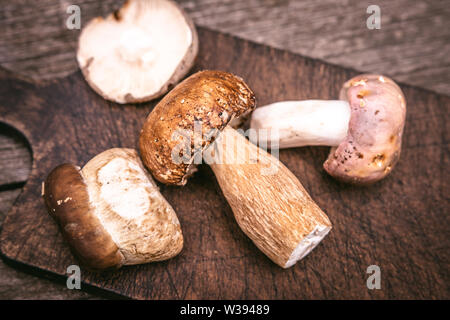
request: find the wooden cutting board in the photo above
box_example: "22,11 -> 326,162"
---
0,28 -> 448,300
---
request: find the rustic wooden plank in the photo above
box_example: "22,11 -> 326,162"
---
0,181 -> 102,300
0,28 -> 448,299
181,0 -> 450,95
0,0 -> 449,95
0,124 -> 31,186
0,258 -> 99,299
0,143 -> 100,299
0,189 -> 21,225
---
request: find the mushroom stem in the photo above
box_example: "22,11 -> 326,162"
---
206,126 -> 332,268
250,100 -> 351,148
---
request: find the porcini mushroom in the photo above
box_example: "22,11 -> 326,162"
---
43,148 -> 183,270
77,0 -> 198,104
139,70 -> 332,268
250,74 -> 407,185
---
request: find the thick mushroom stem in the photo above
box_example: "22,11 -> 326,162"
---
205,126 -> 332,268
250,100 -> 351,148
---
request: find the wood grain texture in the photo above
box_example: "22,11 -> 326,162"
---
0,124 -> 31,186
0,0 -> 449,95
0,28 -> 448,299
0,189 -> 21,226
0,260 -> 99,300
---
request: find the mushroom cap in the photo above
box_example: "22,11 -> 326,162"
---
77,0 -> 198,104
44,163 -> 125,270
139,70 -> 256,185
324,74 -> 406,185
43,148 -> 183,270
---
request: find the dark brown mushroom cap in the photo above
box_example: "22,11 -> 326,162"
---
43,164 -> 125,270
139,70 -> 256,185
323,74 -> 406,185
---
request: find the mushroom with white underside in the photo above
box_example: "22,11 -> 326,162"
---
250,74 -> 407,185
77,0 -> 198,104
139,70 -> 332,268
43,148 -> 183,270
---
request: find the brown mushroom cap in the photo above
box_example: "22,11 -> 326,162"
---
139,70 -> 256,185
43,148 -> 183,270
77,0 -> 198,104
44,163 -> 125,270
323,74 -> 406,185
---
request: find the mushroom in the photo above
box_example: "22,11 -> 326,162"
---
77,0 -> 198,104
139,70 -> 332,268
250,74 -> 407,185
43,148 -> 183,270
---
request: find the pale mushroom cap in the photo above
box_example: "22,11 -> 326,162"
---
77,0 -> 198,103
324,74 -> 407,185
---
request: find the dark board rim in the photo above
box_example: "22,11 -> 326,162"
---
0,252 -> 129,300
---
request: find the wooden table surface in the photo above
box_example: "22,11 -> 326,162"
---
0,0 -> 448,299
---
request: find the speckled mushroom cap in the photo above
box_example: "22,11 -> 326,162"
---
139,70 -> 256,186
323,74 -> 406,185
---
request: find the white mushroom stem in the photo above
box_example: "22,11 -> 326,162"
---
117,28 -> 156,66
250,100 -> 351,148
